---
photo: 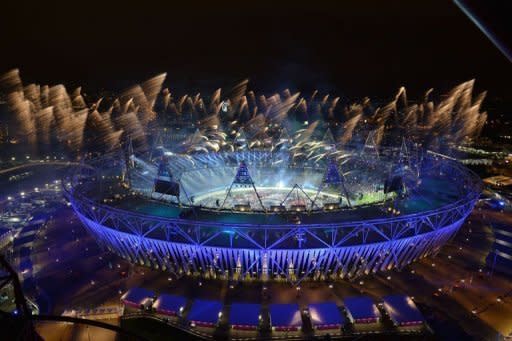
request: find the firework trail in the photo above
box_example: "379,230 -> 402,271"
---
0,70 -> 487,160
0,69 -> 165,155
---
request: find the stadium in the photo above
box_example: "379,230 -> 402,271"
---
66,136 -> 481,284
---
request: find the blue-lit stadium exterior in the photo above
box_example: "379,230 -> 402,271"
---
66,151 -> 481,284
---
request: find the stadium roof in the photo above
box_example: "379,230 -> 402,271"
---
269,303 -> 302,328
121,287 -> 154,306
382,295 -> 424,325
343,297 -> 380,322
308,302 -> 345,327
187,299 -> 223,324
152,294 -> 187,315
229,303 -> 261,327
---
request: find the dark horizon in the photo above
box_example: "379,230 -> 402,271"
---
1,0 -> 511,102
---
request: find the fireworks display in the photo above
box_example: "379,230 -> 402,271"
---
0,69 -> 487,160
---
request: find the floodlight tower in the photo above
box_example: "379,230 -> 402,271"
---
311,157 -> 352,209
221,161 -> 265,211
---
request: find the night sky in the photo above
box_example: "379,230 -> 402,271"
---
1,0 -> 511,101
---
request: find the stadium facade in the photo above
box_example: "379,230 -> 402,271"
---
67,149 -> 481,284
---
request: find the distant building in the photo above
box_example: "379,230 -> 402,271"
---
489,223 -> 512,276
483,175 -> 512,188
0,228 -> 13,250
